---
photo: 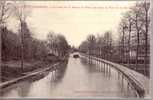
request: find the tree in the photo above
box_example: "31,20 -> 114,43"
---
124,11 -> 134,65
118,11 -> 134,64
47,31 -> 69,57
0,1 -> 14,80
116,2 -> 150,76
118,18 -> 128,63
1,27 -> 21,61
142,2 -> 150,75
56,34 -> 69,57
0,1 -> 14,24
13,1 -> 31,71
130,2 -> 150,72
79,2 -> 150,76
86,34 -> 96,55
133,5 -> 143,66
79,40 -> 88,53
103,31 -> 113,60
47,31 -> 58,55
19,22 -> 33,61
96,34 -> 105,58
31,39 -> 48,60
0,1 -> 14,58
79,32 -> 113,60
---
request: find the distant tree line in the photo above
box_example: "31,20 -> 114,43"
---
47,31 -> 69,57
79,31 -> 114,61
79,2 -> 150,76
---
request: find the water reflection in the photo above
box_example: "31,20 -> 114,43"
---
2,60 -> 68,98
80,56 -> 137,97
15,82 -> 31,97
2,55 -> 137,98
80,57 -> 111,77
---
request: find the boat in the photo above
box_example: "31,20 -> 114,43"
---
73,54 -> 79,58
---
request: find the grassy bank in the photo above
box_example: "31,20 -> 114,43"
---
1,60 -> 54,82
1,53 -> 69,82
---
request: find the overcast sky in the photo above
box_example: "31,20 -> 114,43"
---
8,1 -> 137,47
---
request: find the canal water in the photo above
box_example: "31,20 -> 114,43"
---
1,54 -> 137,98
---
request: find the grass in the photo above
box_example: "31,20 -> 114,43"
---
1,53 -> 70,83
1,60 -> 57,82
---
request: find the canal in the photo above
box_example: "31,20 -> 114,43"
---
1,53 -> 137,98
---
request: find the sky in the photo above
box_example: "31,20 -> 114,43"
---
7,1 -> 137,47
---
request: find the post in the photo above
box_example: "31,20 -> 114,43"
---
104,63 -> 105,72
0,24 -> 2,86
118,71 -> 120,79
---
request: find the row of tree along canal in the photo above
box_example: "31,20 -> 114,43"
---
1,1 -> 70,83
79,2 -> 150,77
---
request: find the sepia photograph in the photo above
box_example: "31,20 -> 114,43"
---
0,0 -> 152,99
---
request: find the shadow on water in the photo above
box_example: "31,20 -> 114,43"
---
51,60 -> 68,83
1,81 -> 32,97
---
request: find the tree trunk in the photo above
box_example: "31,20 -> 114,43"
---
144,4 -> 149,76
0,26 -> 2,83
122,27 -> 125,63
128,22 -> 132,66
135,14 -> 140,70
20,21 -> 24,72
